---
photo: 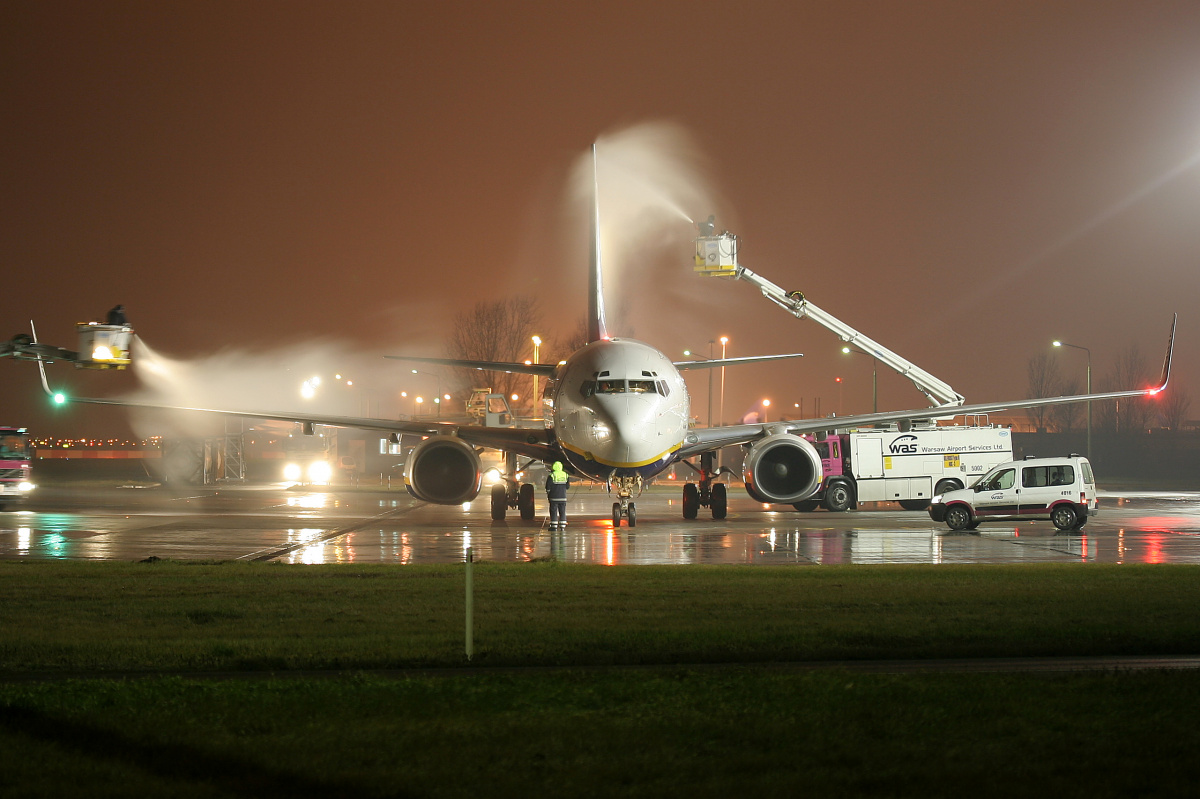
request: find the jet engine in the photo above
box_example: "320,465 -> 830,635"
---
403,436 -> 483,504
743,433 -> 823,504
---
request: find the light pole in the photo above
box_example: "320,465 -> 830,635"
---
411,369 -> 443,417
718,336 -> 729,426
761,398 -> 770,423
841,347 -> 878,413
531,335 -> 542,419
1053,340 -> 1092,460
683,341 -> 716,427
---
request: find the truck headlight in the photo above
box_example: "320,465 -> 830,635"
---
283,463 -> 302,481
18,481 -> 34,492
308,461 -> 332,483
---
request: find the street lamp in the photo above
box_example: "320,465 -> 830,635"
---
1053,339 -> 1092,460
411,369 -> 444,417
531,335 -> 542,419
761,398 -> 770,423
841,346 -> 878,413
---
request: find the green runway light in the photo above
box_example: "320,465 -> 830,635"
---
52,392 -> 67,405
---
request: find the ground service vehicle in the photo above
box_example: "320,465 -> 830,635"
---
927,455 -> 1097,531
791,425 -> 1013,511
0,427 -> 34,510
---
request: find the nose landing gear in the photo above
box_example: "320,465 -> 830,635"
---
609,474 -> 641,527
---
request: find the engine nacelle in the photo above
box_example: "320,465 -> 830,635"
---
403,436 -> 483,504
743,433 -> 824,504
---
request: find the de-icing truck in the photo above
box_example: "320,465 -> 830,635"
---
794,425 -> 1013,512
0,427 -> 34,510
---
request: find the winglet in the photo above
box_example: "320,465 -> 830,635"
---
1150,313 -> 1177,394
587,143 -> 608,343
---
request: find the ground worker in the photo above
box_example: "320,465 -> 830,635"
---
545,461 -> 571,529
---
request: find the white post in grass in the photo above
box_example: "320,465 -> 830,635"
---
465,546 -> 474,661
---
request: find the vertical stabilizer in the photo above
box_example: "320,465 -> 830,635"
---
588,144 -> 609,342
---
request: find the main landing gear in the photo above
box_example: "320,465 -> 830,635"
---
489,452 -> 536,521
609,475 -> 641,527
681,451 -> 728,520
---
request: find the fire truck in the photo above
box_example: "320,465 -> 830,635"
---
0,427 -> 34,510
795,424 -> 1013,512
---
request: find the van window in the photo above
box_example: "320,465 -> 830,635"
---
1081,461 -> 1094,485
981,468 -> 1015,491
1022,465 -> 1074,488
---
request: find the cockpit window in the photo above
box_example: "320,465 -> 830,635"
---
580,381 -> 596,398
597,380 -> 626,394
628,380 -> 656,394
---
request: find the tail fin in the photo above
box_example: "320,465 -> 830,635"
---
587,143 -> 608,343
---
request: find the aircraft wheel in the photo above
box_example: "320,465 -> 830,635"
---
1051,505 -> 1079,531
945,505 -> 972,531
682,483 -> 699,519
792,499 -> 819,512
518,483 -> 535,520
490,483 -> 507,521
612,502 -> 622,527
628,503 -> 637,527
711,483 -> 727,520
823,482 -> 854,512
898,499 -> 931,511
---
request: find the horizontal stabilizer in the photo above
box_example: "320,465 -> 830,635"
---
672,353 -> 804,371
384,354 -> 557,376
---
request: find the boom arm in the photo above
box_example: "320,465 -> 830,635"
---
694,232 -> 964,408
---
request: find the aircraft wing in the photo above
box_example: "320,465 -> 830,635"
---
39,391 -> 562,463
678,313 -> 1176,458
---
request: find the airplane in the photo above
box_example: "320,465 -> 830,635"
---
27,145 -> 1176,527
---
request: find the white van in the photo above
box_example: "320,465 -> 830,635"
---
927,455 -> 1097,531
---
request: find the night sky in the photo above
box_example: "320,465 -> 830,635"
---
5,1 -> 1200,439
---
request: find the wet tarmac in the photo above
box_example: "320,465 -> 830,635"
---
3,482 -> 1200,565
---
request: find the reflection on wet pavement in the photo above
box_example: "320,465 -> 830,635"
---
6,485 -> 1200,565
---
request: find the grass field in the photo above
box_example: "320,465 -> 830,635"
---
3,561 -> 1200,796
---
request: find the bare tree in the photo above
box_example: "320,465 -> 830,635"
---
1049,377 -> 1082,433
1096,343 -> 1153,433
446,296 -> 542,411
1025,352 -> 1060,433
549,318 -> 591,364
1158,382 -> 1192,431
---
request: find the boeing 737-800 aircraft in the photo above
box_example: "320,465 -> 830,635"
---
32,146 -> 1175,527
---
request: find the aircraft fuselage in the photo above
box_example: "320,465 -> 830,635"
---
550,338 -> 690,482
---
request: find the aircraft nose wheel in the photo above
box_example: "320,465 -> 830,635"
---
612,501 -> 637,527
